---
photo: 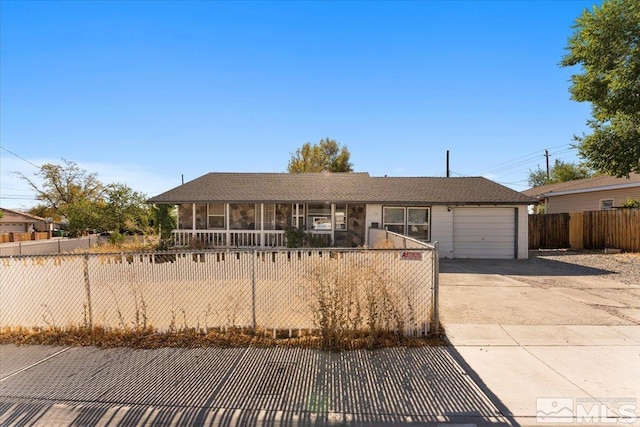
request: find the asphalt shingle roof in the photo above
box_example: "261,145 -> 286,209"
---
523,173 -> 640,199
147,172 -> 534,205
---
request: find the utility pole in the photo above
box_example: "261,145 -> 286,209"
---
545,149 -> 550,182
446,150 -> 450,178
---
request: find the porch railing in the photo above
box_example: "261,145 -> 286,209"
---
172,230 -> 287,248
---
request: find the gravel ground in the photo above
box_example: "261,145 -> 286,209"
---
530,249 -> 640,286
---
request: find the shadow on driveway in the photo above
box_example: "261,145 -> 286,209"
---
440,255 -> 615,277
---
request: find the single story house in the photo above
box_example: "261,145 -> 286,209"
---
523,174 -> 640,214
147,172 -> 534,259
0,207 -> 52,234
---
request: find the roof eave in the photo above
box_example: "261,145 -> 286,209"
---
541,182 -> 640,197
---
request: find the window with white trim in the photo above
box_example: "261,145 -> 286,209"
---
307,203 -> 332,230
207,203 -> 225,229
407,207 -> 429,240
383,206 -> 430,240
293,203 -> 305,229
600,199 -> 614,210
383,207 -> 405,234
335,204 -> 347,231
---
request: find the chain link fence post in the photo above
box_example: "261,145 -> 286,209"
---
83,253 -> 93,331
251,249 -> 257,333
432,241 -> 440,335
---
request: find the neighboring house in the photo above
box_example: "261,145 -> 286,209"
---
0,207 -> 52,234
148,172 -> 533,259
523,174 -> 640,214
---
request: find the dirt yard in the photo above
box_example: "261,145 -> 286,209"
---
530,249 -> 640,287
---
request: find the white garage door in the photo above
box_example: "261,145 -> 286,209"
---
453,207 -> 515,259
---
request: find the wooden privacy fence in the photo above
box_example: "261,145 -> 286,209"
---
529,209 -> 640,252
528,213 -> 570,249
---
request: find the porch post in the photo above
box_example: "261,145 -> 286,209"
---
226,203 -> 230,247
260,203 -> 264,247
192,203 -> 196,242
331,203 -> 336,246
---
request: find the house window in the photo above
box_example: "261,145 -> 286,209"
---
601,199 -> 614,210
307,203 -> 332,230
335,204 -> 347,231
383,207 -> 406,234
207,203 -> 225,229
293,204 -> 305,229
264,204 -> 276,230
383,206 -> 430,240
407,207 -> 430,240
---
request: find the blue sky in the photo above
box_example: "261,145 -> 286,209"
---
1,0 -> 598,209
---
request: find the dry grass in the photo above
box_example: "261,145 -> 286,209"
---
303,257 -> 427,350
68,236 -> 160,255
0,326 -> 446,350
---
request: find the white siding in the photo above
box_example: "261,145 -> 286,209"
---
430,205 -> 453,258
365,204 -> 382,246
453,207 -> 515,259
516,206 -> 528,259
364,204 -> 528,259
547,187 -> 640,214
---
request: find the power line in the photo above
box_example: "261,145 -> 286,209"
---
470,144 -> 575,176
0,196 -> 38,200
0,145 -> 42,169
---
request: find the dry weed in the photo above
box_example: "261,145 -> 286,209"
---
0,325 -> 445,350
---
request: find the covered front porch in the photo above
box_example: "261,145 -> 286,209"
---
172,202 -> 366,248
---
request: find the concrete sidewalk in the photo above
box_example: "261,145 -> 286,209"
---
440,258 -> 640,426
445,324 -> 640,426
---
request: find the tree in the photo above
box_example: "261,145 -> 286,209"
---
152,204 -> 177,240
17,159 -> 107,221
528,159 -> 595,187
561,0 -> 640,176
17,159 -> 151,236
287,138 -> 353,172
103,183 -> 152,234
64,199 -> 105,236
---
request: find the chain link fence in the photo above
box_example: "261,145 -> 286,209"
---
0,236 -> 104,257
1,246 -> 438,341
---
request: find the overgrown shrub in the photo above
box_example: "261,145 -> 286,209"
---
108,231 -> 126,246
304,257 -> 411,350
284,226 -> 332,248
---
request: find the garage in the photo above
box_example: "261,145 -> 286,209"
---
453,207 -> 516,259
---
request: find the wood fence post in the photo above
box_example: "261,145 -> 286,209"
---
569,211 -> 583,250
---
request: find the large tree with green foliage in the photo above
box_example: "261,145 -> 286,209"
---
287,138 -> 353,173
17,159 -> 106,221
561,0 -> 640,176
103,183 -> 152,235
17,159 -> 151,236
528,159 -> 595,187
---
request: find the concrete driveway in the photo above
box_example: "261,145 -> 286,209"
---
440,256 -> 640,426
